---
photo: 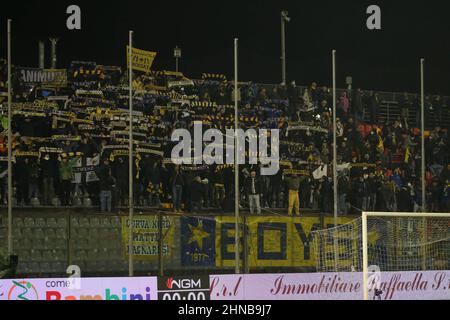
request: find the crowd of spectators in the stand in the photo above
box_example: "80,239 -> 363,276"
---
0,58 -> 448,214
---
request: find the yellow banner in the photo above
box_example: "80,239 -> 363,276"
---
126,46 -> 157,73
214,216 -> 356,268
121,215 -> 175,261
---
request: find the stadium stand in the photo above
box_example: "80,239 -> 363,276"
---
0,58 -> 449,277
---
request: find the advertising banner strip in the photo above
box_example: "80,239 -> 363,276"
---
1,271 -> 449,300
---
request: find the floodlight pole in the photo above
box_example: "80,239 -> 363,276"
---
280,11 -> 289,85
332,50 -> 339,272
420,58 -> 426,212
332,50 -> 338,229
49,38 -> 58,69
234,38 -> 240,274
174,46 -> 181,73
39,41 -> 45,69
7,19 -> 13,256
128,30 -> 134,277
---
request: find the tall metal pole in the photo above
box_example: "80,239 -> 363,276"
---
234,38 -> 240,274
128,30 -> 134,277
332,50 -> 338,226
280,12 -> 286,85
49,38 -> 58,69
174,46 -> 181,73
332,50 -> 338,227
420,58 -> 426,212
7,19 -> 13,256
332,50 -> 339,272
39,41 -> 45,69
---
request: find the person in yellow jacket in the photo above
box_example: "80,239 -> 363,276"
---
284,173 -> 301,215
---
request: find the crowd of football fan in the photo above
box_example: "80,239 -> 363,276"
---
0,59 -> 448,214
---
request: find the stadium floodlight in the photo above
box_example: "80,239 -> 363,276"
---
280,10 -> 290,86
174,46 -> 182,72
281,10 -> 290,22
311,211 -> 450,300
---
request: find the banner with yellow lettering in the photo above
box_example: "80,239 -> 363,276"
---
126,46 -> 157,73
212,216 -> 357,268
121,215 -> 176,262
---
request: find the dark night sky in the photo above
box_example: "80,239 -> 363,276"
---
1,0 -> 449,95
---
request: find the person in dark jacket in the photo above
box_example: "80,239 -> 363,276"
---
368,91 -> 380,124
14,158 -> 31,205
99,168 -> 116,213
367,172 -> 379,211
147,159 -> 166,207
76,136 -> 100,158
170,165 -> 184,213
190,176 -> 204,212
319,177 -> 332,214
96,158 -> 111,181
28,159 -> 41,201
338,175 -> 349,215
352,88 -> 364,123
353,175 -> 370,211
245,170 -> 262,214
399,92 -> 411,129
397,184 -> 413,212
113,157 -> 129,206
40,154 -> 58,205
270,169 -> 284,208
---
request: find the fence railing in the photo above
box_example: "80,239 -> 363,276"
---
0,209 -> 357,278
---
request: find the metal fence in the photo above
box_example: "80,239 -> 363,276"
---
0,209 -> 356,278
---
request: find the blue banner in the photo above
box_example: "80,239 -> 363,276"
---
181,216 -> 216,266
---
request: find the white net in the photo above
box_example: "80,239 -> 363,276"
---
311,214 -> 450,272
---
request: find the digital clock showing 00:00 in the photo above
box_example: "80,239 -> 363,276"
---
161,291 -> 208,300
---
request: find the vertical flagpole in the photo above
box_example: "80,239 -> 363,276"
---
234,38 -> 240,274
280,13 -> 286,85
7,19 -> 13,256
332,50 -> 338,227
332,49 -> 339,271
128,30 -> 134,277
420,58 -> 426,212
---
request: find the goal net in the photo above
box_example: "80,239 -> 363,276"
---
311,212 -> 450,298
